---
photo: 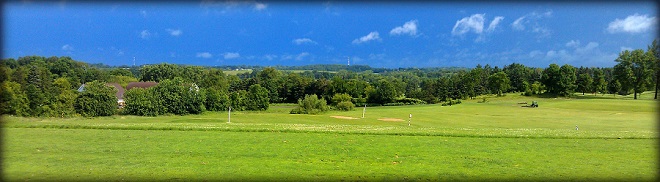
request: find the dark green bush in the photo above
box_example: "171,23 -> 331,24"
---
335,101 -> 355,111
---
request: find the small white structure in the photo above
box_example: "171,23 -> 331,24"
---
362,105 -> 366,118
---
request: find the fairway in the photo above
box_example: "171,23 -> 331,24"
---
2,95 -> 658,181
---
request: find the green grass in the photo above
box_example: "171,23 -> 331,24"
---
2,94 -> 658,181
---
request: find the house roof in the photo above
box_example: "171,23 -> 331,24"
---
126,81 -> 158,90
106,83 -> 124,100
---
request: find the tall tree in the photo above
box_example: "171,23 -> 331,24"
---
542,64 -> 561,95
368,79 -> 397,104
558,64 -> 577,96
256,67 -> 282,103
246,84 -> 270,111
488,71 -> 510,96
576,72 -> 593,95
614,49 -> 654,99
503,63 -> 530,92
591,68 -> 607,95
647,39 -> 659,99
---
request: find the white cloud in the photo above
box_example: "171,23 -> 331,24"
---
281,54 -> 293,60
511,17 -> 526,30
292,38 -> 317,45
510,10 -> 553,40
352,31 -> 381,44
140,30 -> 151,39
295,52 -> 309,61
201,1 -> 268,14
452,14 -> 503,42
223,52 -> 240,59
576,42 -> 599,54
526,41 -> 616,66
263,54 -> 277,61
254,3 -> 267,11
532,27 -> 551,39
196,52 -> 213,58
166,29 -> 182,36
565,40 -> 581,48
452,14 -> 485,35
486,16 -> 504,32
390,20 -> 418,36
607,14 -> 656,34
61,44 -> 74,51
529,50 -> 544,57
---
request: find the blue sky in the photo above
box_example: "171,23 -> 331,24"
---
3,1 -> 657,68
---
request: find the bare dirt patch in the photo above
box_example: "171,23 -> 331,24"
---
330,116 -> 359,120
378,118 -> 404,122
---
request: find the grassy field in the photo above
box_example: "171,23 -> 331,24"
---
2,93 -> 658,181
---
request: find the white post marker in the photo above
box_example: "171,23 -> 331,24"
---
228,106 -> 231,123
362,104 -> 366,118
409,114 -> 412,126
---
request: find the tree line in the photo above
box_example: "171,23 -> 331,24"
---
1,40 -> 657,117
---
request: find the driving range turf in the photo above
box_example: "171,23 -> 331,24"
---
2,93 -> 657,181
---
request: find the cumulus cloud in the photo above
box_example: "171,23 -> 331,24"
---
390,20 -> 418,36
292,38 -> 317,45
61,44 -> 74,51
452,14 -> 504,36
166,29 -> 182,36
352,31 -> 381,44
223,52 -> 240,59
254,2 -> 267,11
607,14 -> 656,34
196,52 -> 212,58
486,16 -> 504,31
452,14 -> 485,35
140,30 -> 151,39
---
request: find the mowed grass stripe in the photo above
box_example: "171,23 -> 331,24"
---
4,95 -> 655,139
3,128 -> 656,181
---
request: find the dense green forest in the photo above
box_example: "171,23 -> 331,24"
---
1,41 -> 658,117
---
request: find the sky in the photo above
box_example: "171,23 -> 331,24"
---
3,1 -> 657,68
